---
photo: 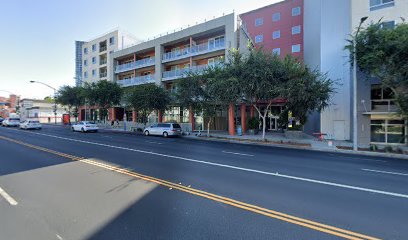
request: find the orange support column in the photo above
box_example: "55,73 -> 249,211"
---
228,103 -> 235,136
250,105 -> 255,118
158,110 -> 163,123
241,103 -> 246,135
189,107 -> 195,131
132,110 -> 137,122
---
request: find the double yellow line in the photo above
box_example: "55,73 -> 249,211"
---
0,135 -> 381,240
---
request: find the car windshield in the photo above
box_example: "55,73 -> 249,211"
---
10,118 -> 20,121
83,121 -> 95,124
30,121 -> 40,123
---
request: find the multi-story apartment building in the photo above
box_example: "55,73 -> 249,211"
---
240,0 -> 407,146
76,30 -> 138,86
106,13 -> 250,131
239,0 -> 303,59
304,0 -> 407,147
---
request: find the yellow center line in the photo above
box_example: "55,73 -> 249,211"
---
0,135 -> 381,240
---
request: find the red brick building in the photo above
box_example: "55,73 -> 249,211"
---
239,0 -> 304,59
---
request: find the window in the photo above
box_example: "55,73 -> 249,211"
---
272,12 -> 281,22
371,119 -> 405,144
92,44 -> 96,52
292,25 -> 301,35
84,71 -> 88,78
292,44 -> 301,53
272,30 -> 280,39
255,35 -> 263,43
84,59 -> 88,66
292,6 -> 301,16
109,37 -> 115,45
370,0 -> 394,10
92,69 -> 96,76
92,57 -> 96,64
272,48 -> 281,56
381,21 -> 395,29
255,18 -> 263,26
84,48 -> 88,54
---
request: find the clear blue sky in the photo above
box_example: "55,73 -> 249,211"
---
0,0 -> 276,99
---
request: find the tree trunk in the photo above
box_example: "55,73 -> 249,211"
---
207,117 -> 212,137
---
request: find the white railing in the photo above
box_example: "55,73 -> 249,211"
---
100,72 -> 107,78
371,100 -> 398,112
162,49 -> 191,62
100,46 -> 107,52
162,39 -> 225,62
162,65 -> 209,80
115,57 -> 155,73
100,59 -> 107,65
117,75 -> 155,87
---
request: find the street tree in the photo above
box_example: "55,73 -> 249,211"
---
176,66 -> 240,136
347,21 -> 408,118
84,80 -> 122,122
56,85 -> 85,121
124,84 -> 170,126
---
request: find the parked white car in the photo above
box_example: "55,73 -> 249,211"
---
144,123 -> 182,137
2,118 -> 21,127
19,120 -> 42,130
71,121 -> 98,132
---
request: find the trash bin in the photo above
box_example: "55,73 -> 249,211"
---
236,126 -> 242,136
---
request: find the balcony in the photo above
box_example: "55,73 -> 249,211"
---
100,59 -> 107,65
100,46 -> 107,52
117,75 -> 155,87
162,38 -> 225,63
162,65 -> 209,81
115,57 -> 155,73
371,100 -> 398,113
100,72 -> 107,78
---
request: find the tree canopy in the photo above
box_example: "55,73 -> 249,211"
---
124,84 -> 170,125
56,85 -> 85,120
348,21 -> 408,118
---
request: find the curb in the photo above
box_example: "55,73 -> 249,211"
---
184,136 -> 408,160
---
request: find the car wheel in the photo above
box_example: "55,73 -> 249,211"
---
81,128 -> 85,133
72,127 -> 75,132
163,132 -> 168,138
144,130 -> 149,136
94,130 -> 98,133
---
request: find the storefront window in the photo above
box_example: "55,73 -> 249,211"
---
370,119 -> 406,144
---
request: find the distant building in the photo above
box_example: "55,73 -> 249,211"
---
19,99 -> 65,123
75,30 -> 139,86
0,94 -> 20,118
75,41 -> 85,86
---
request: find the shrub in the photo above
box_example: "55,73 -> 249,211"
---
248,117 -> 259,130
384,146 -> 393,153
370,145 -> 378,151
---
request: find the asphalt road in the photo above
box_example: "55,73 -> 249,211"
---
1,125 -> 407,240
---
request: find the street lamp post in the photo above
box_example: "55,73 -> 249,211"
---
29,81 -> 58,125
352,16 -> 368,151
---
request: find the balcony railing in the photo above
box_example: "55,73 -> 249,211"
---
371,100 -> 398,112
100,59 -> 107,65
162,38 -> 225,62
162,65 -> 209,80
100,46 -> 107,52
115,57 -> 155,73
100,72 -> 107,78
117,75 -> 155,87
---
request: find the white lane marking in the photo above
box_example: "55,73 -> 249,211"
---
222,151 -> 254,157
147,141 -> 163,145
0,186 -> 18,206
56,234 -> 63,240
341,156 -> 388,163
3,129 -> 408,199
362,168 -> 408,177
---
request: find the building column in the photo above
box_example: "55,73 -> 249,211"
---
241,103 -> 246,135
79,107 -> 83,121
109,108 -> 116,121
228,103 -> 235,136
158,110 -> 163,123
132,110 -> 137,122
250,105 -> 255,118
189,107 -> 195,131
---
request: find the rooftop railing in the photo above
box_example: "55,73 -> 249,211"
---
371,99 -> 398,112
